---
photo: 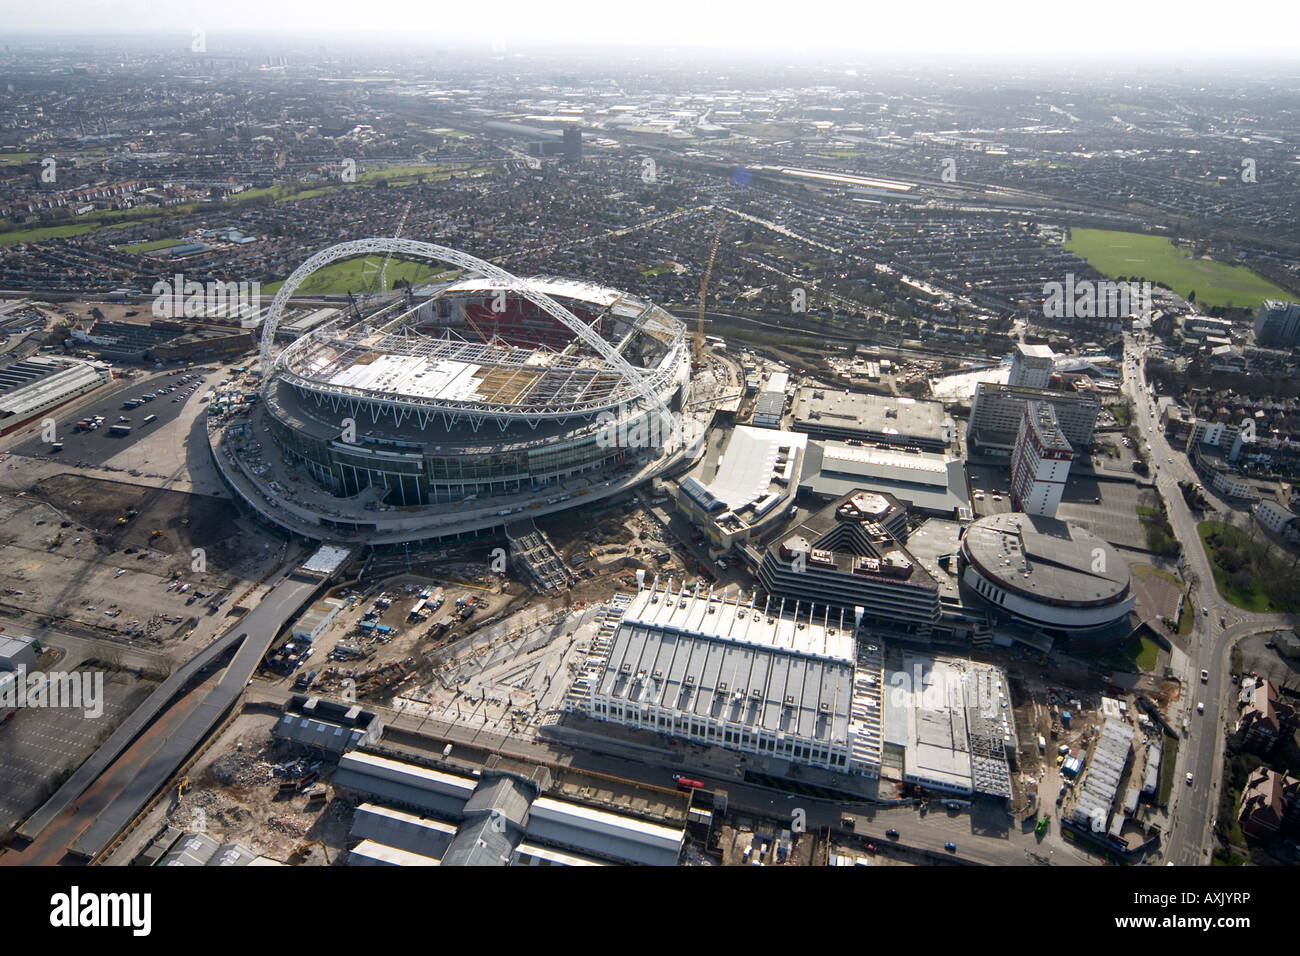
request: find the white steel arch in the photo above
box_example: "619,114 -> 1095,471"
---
259,238 -> 683,442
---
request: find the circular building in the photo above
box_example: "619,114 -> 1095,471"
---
213,240 -> 697,544
957,511 -> 1133,631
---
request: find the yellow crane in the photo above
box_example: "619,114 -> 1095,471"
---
695,211 -> 727,364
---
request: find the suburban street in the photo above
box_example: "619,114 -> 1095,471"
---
1122,334 -> 1295,864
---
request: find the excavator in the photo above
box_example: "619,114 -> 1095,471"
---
292,840 -> 331,864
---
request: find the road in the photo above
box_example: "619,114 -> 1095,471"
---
1121,334 -> 1294,864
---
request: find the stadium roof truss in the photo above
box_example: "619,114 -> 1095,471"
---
261,239 -> 686,431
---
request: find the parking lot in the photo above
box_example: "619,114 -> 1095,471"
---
1055,475 -> 1150,552
0,665 -> 157,832
10,370 -> 211,469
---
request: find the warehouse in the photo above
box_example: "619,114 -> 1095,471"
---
272,695 -> 383,755
350,803 -> 457,859
337,749 -> 685,865
0,356 -> 112,436
524,797 -> 684,867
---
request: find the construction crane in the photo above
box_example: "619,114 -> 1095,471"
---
695,211 -> 727,365
365,199 -> 413,297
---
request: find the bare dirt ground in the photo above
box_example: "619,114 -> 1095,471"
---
149,712 -> 355,865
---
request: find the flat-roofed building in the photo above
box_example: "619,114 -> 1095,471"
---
1254,300 -> 1300,348
791,388 -> 953,451
566,583 -> 884,778
882,652 -> 1014,797
958,512 -> 1134,631
800,441 -> 969,518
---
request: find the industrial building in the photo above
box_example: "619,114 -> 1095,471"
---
272,695 -> 383,755
967,382 -> 1099,457
958,512 -> 1134,631
799,440 -> 970,517
751,371 -> 789,428
291,598 -> 344,643
0,634 -> 39,672
790,388 -> 953,451
566,580 -> 885,778
333,747 -> 685,865
1010,401 -> 1073,518
1008,342 -> 1054,389
0,355 -> 112,436
756,490 -> 941,633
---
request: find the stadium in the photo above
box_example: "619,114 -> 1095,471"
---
213,239 -> 701,543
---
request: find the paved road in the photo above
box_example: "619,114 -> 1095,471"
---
1122,335 -> 1296,864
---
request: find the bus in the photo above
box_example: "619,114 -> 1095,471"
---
122,400 -> 140,410
108,424 -> 131,436
142,414 -> 157,425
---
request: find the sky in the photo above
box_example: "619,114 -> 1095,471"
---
1,0 -> 1298,62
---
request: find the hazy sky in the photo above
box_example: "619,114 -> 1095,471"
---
3,0 -> 1299,61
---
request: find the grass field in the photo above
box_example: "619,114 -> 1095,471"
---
122,238 -> 184,253
1065,229 -> 1292,310
0,222 -> 100,246
0,152 -> 38,167
263,259 -> 458,296
1126,634 -> 1161,671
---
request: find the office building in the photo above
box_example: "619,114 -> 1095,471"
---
1010,401 -> 1073,518
968,382 -> 1099,457
1008,343 -> 1054,389
1254,300 -> 1300,348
